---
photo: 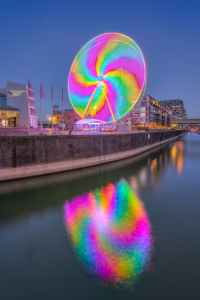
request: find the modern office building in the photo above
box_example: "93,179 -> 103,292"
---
0,81 -> 37,128
123,94 -> 171,128
159,99 -> 187,119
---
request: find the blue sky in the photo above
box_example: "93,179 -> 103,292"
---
0,0 -> 200,118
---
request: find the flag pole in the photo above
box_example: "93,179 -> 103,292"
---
27,77 -> 30,135
51,82 -> 53,134
40,79 -> 42,134
62,84 -> 64,131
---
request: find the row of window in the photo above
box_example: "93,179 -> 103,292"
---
0,95 -> 6,105
56,116 -> 71,120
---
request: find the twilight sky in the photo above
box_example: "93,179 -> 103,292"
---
0,0 -> 200,119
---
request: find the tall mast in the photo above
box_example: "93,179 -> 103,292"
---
40,79 -> 42,134
51,82 -> 53,134
27,77 -> 30,135
62,84 -> 64,131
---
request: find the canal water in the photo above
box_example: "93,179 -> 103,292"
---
0,133 -> 200,300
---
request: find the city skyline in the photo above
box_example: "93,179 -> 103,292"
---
1,0 -> 200,119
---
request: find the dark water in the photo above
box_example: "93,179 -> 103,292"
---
1,133 -> 200,300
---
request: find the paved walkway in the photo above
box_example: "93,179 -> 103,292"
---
0,127 -> 174,136
0,130 -> 146,136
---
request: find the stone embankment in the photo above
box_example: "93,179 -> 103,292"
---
0,130 -> 186,181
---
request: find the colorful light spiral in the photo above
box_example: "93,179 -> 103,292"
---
68,33 -> 147,123
64,179 -> 154,290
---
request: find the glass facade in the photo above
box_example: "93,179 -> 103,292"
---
0,93 -> 6,105
0,104 -> 19,127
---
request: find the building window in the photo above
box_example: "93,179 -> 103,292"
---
0,94 -> 6,105
141,107 -> 146,112
140,118 -> 146,123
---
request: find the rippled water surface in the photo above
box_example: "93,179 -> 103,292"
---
0,133 -> 200,300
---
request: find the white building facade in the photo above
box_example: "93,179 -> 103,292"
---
0,81 -> 37,128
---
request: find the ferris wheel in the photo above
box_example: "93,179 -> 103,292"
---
68,33 -> 147,123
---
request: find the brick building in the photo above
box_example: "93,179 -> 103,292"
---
53,105 -> 81,128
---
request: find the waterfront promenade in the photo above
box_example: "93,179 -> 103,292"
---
0,127 -> 145,136
0,127 -> 179,136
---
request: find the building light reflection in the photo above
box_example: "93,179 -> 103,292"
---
177,152 -> 184,175
170,141 -> 184,175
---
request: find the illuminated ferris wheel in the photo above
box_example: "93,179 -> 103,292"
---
68,33 -> 147,123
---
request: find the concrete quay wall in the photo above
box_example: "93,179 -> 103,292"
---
0,131 -> 186,181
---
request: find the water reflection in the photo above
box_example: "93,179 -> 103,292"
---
64,179 -> 154,290
125,141 -> 185,194
170,141 -> 184,175
2,134 -> 200,299
62,140 -> 187,290
0,137 -> 186,225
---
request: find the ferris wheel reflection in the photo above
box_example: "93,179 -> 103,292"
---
63,179 -> 154,290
